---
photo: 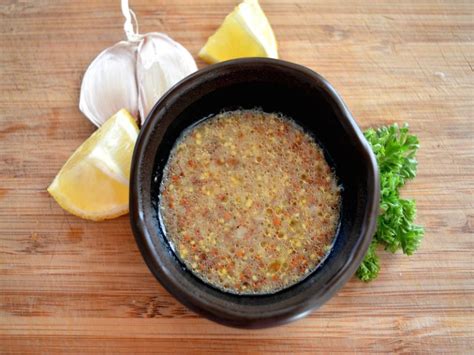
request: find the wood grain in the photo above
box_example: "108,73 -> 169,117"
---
0,0 -> 473,353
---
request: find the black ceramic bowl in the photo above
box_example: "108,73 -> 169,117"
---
130,58 -> 379,328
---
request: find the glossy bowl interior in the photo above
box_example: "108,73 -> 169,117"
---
130,58 -> 379,328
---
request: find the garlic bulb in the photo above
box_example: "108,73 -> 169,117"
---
79,0 -> 197,126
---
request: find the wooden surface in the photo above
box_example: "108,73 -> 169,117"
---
0,0 -> 473,353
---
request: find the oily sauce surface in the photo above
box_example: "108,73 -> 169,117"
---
159,110 -> 341,294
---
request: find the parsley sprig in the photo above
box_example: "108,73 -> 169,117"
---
357,124 -> 424,281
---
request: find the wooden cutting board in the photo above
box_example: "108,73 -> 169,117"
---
0,0 -> 472,353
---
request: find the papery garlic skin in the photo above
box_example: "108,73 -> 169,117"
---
79,41 -> 139,127
137,33 -> 197,124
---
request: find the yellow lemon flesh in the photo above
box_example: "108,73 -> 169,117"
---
48,109 -> 139,221
199,0 -> 278,64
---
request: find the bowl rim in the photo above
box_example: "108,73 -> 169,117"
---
129,58 -> 380,328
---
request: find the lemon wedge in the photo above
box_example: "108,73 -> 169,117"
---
48,109 -> 139,221
199,0 -> 278,64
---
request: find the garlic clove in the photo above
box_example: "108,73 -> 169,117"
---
136,33 -> 197,124
79,41 -> 139,127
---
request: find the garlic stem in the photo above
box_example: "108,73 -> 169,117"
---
121,0 -> 140,42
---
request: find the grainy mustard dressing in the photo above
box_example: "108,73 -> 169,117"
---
159,110 -> 341,294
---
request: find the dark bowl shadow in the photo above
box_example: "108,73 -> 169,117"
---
130,58 -> 379,328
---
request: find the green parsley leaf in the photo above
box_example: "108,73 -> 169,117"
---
356,240 -> 380,281
357,124 -> 424,281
